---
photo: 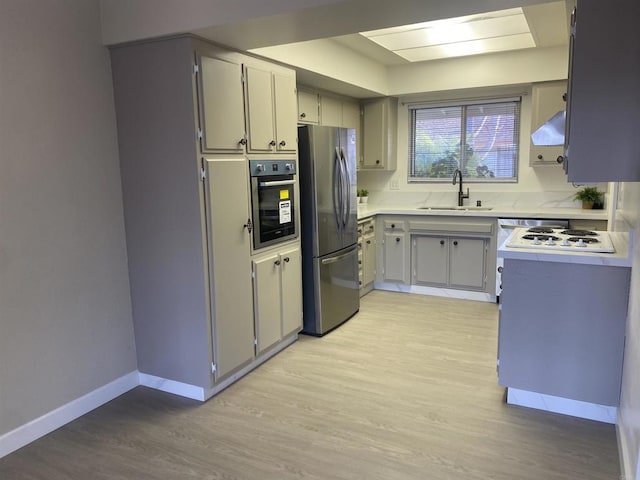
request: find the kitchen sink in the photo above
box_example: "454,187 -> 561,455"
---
418,206 -> 494,211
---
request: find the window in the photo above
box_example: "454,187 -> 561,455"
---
408,98 -> 520,182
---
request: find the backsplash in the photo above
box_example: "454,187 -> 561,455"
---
364,190 -> 604,210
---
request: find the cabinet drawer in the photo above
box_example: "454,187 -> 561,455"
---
383,220 -> 405,231
409,221 -> 493,235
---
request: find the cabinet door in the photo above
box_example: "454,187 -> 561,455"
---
342,101 -> 361,165
363,235 -> 376,286
273,73 -> 297,152
280,245 -> 303,337
412,235 -> 448,286
449,237 -> 486,290
245,65 -> 275,153
383,232 -> 406,283
198,56 -> 245,153
362,100 -> 384,168
205,158 -> 255,380
298,90 -> 319,124
321,95 -> 343,127
530,81 -> 566,166
253,253 -> 282,354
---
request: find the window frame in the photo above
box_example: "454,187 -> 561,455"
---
407,96 -> 521,184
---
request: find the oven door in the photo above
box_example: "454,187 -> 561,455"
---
251,176 -> 297,249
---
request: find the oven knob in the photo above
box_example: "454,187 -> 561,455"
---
576,238 -> 586,247
545,238 -> 555,245
285,163 -> 294,171
561,238 -> 570,246
532,236 -> 541,245
255,164 -> 265,173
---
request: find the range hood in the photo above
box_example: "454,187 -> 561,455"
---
531,110 -> 565,146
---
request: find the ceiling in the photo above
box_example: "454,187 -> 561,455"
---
243,1 -> 569,96
330,2 -> 568,67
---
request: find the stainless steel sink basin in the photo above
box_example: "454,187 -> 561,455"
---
418,206 -> 494,211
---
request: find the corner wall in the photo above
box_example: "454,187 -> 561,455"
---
616,182 -> 640,480
0,0 -> 136,444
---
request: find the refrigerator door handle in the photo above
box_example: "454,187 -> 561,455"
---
340,148 -> 350,228
321,247 -> 357,265
333,147 -> 342,232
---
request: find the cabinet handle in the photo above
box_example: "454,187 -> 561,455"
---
556,155 -> 565,164
269,140 -> 276,146
453,240 -> 458,246
358,260 -> 362,265
279,140 -> 287,147
283,257 -> 290,263
300,112 -> 306,118
537,154 -> 543,160
238,138 -> 247,145
440,240 -> 445,246
368,225 -> 374,230
391,224 -> 395,228
395,237 -> 401,242
497,266 -> 503,273
358,229 -> 362,234
376,160 -> 381,165
366,240 -> 371,245
243,218 -> 253,234
274,259 -> 281,266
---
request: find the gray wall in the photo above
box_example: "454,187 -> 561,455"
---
0,0 -> 136,435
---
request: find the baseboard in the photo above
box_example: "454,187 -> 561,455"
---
507,387 -> 617,424
138,373 -> 205,401
0,371 -> 139,459
375,282 -> 494,303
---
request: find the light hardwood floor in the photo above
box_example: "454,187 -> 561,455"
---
0,291 -> 620,479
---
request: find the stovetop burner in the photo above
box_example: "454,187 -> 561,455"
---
527,227 -> 556,234
560,229 -> 598,236
522,234 -> 560,241
567,236 -> 600,244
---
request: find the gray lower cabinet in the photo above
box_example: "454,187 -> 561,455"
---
412,235 -> 487,290
498,258 -> 630,406
253,245 -> 303,354
382,232 -> 407,283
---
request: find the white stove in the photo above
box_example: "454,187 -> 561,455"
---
505,227 -> 615,254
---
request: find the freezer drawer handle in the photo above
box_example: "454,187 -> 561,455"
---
321,250 -> 354,265
258,179 -> 296,187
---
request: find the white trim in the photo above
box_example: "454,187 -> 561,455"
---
0,371 -> 139,459
507,387 -> 617,424
138,373 -> 205,401
375,282 -> 494,303
616,410 -> 635,480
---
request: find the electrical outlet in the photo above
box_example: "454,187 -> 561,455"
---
390,179 -> 399,190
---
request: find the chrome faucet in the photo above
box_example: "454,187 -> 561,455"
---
452,169 -> 469,207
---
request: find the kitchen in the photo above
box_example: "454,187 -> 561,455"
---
1,0 -> 639,479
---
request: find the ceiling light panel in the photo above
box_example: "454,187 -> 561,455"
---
360,7 -> 536,62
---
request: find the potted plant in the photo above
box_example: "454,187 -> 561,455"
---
357,188 -> 369,204
574,186 -> 604,209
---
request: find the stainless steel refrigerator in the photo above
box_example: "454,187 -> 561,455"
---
298,125 -> 359,336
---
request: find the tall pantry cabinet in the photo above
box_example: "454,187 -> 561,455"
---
110,36 -> 301,401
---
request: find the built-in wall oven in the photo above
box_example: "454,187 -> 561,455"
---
249,159 -> 298,249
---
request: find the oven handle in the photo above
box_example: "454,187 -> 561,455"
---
258,179 -> 296,187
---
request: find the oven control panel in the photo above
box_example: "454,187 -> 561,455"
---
249,160 -> 296,177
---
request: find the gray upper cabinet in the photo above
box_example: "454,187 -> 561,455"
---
244,65 -> 297,154
529,81 -> 566,167
362,97 -> 397,170
564,0 -> 640,182
297,89 -> 319,124
197,55 -> 246,153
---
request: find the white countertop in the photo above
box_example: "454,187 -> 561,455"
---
357,205 -> 609,221
498,231 -> 632,267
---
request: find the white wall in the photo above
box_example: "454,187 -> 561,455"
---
616,181 -> 640,479
0,0 -> 136,438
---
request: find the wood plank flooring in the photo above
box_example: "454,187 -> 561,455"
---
0,291 -> 620,479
